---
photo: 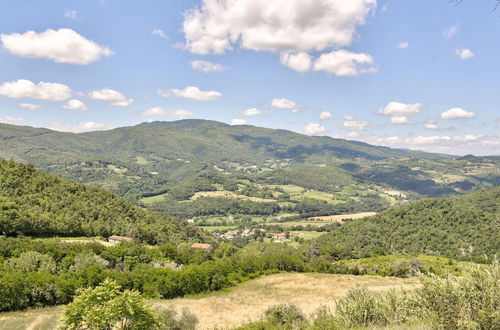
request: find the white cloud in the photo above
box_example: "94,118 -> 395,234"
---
441,107 -> 475,120
158,86 -> 222,101
280,53 -> 312,73
183,0 -> 376,55
19,103 -> 42,110
390,116 -> 412,125
141,107 -> 192,119
425,121 -> 439,130
172,109 -> 193,119
141,107 -> 167,116
231,118 -> 248,125
152,29 -> 169,40
456,48 -> 474,60
0,79 -> 72,101
62,99 -> 87,111
380,3 -> 389,12
396,41 -> 409,49
48,121 -> 107,133
443,24 -> 459,39
378,102 -> 424,116
347,131 -> 360,138
242,108 -> 261,116
320,111 -> 332,120
0,28 -> 113,65
64,10 -> 79,20
304,122 -> 327,135
313,50 -> 377,76
411,135 -> 451,145
0,116 -> 25,124
271,98 -> 299,112
190,60 -> 228,73
344,117 -> 368,130
87,88 -> 134,106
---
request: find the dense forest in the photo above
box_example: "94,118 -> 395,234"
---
0,159 -> 208,244
315,187 -> 500,261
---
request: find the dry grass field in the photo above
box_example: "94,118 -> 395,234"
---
154,273 -> 416,329
0,273 -> 416,330
308,212 -> 377,222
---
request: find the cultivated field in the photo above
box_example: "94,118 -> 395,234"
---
0,273 -> 416,330
308,212 -> 377,222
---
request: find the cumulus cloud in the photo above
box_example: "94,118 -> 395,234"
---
313,50 -> 377,76
190,60 -> 228,73
396,41 -> 409,49
0,79 -> 72,101
304,123 -> 327,135
62,99 -> 87,111
441,107 -> 475,120
271,98 -> 299,112
0,28 -> 113,65
231,118 -> 248,125
141,107 -> 192,119
183,0 -> 376,55
48,121 -> 107,133
378,102 -> 424,116
390,116 -> 412,125
280,53 -> 312,73
443,24 -> 459,39
425,120 -> 439,130
19,103 -> 42,110
242,108 -> 261,116
344,117 -> 368,130
87,88 -> 133,106
0,116 -> 25,124
152,29 -> 169,40
158,86 -> 222,101
455,48 -> 474,60
320,111 -> 332,120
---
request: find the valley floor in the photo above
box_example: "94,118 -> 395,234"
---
0,273 -> 416,330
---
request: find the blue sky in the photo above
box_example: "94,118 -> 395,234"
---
0,0 -> 499,155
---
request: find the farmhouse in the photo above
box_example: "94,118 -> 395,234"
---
108,235 -> 134,243
191,243 -> 214,251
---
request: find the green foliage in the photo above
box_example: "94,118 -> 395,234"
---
6,251 -> 56,273
61,278 -> 159,330
0,159 -> 209,244
264,303 -> 306,329
315,187 -> 500,261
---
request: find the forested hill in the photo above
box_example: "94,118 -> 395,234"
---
0,159 -> 208,244
315,186 -> 500,261
0,120 -> 498,210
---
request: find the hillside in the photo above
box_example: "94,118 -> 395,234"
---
1,120 -> 499,219
0,159 -> 208,244
314,187 -> 500,261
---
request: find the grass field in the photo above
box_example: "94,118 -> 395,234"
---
289,231 -> 326,240
308,212 -> 377,222
155,273 -> 416,329
140,192 -> 168,205
0,273 -> 416,330
191,191 -> 276,203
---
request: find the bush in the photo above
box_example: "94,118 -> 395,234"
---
264,303 -> 306,329
335,287 -> 387,327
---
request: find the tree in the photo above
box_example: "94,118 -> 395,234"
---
61,279 -> 159,330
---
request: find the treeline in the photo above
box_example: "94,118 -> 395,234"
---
0,236 -> 476,313
0,159 -> 208,244
314,187 -> 500,262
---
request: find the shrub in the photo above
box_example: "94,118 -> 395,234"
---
264,303 -> 306,329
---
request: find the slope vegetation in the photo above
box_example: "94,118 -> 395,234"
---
315,187 -> 500,261
0,159 -> 207,244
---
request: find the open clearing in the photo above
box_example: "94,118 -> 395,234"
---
155,273 -> 416,329
308,212 -> 377,222
0,273 -> 416,330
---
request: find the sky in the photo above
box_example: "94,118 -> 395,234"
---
0,0 -> 499,155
